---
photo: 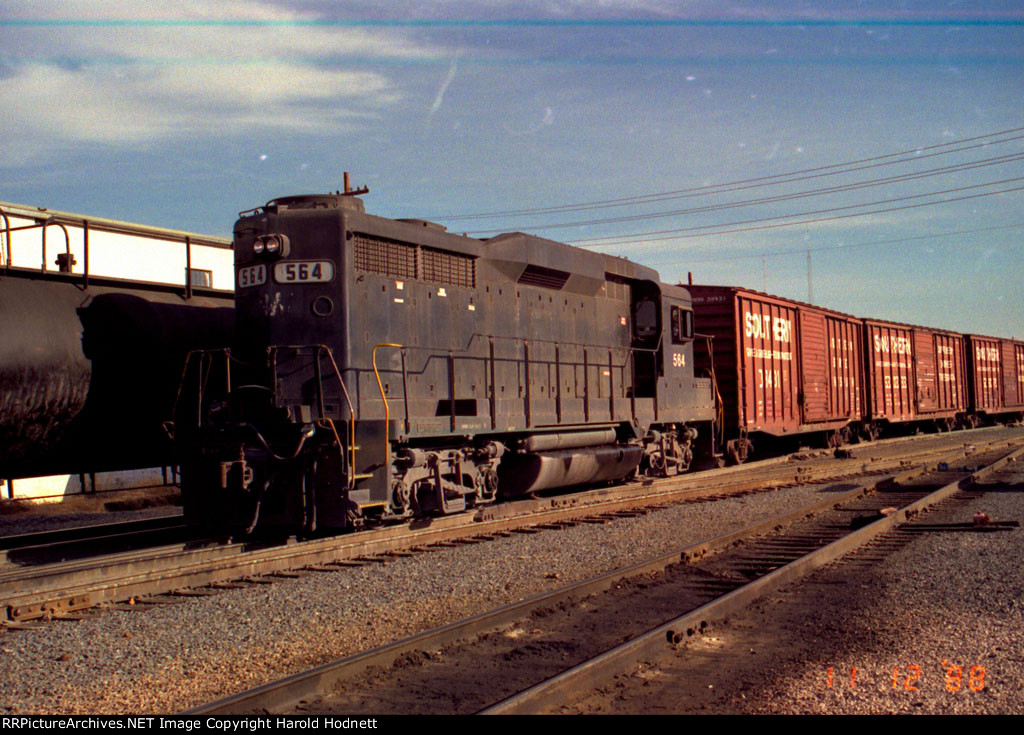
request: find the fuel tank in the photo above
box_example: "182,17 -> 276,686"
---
0,270 -> 233,478
497,443 -> 643,497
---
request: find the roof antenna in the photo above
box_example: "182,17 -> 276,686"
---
341,172 -> 370,197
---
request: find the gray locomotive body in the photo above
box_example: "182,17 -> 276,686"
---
175,194 -> 715,534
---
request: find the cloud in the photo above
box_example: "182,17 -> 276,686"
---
0,1 -> 452,163
427,55 -> 460,123
1,61 -> 398,162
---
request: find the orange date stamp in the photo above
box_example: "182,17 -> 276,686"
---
826,663 -> 986,691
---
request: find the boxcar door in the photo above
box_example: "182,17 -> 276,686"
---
799,311 -> 829,423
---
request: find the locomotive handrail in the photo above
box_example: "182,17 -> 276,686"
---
364,331 -> 673,430
366,334 -> 669,430
260,344 -> 359,486
696,333 -> 725,452
168,348 -> 238,434
261,344 -> 359,485
372,343 -> 405,450
468,331 -> 663,359
368,333 -> 658,376
168,346 -> 360,487
312,345 -> 358,486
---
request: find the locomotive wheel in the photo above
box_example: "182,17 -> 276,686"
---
482,468 -> 500,499
676,444 -> 694,473
649,451 -> 668,476
392,480 -> 411,513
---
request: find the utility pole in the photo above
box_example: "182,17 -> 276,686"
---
806,248 -> 814,303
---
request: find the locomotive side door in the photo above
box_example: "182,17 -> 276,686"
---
630,280 -> 662,399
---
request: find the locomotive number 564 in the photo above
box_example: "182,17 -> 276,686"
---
273,260 -> 335,284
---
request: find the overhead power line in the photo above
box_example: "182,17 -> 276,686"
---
465,151 -> 1024,235
432,125 -> 1024,221
572,178 -> 1024,247
646,222 -> 1024,266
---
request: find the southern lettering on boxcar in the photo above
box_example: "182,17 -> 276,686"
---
689,285 -> 863,458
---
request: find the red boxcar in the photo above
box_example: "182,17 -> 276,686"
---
861,319 -> 967,435
965,334 -> 1024,421
689,286 -> 863,459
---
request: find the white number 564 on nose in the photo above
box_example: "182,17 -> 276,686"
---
273,260 -> 335,283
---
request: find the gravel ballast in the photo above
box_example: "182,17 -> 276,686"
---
568,463 -> 1024,714
0,473 -> 865,714
1,430 -> 1021,714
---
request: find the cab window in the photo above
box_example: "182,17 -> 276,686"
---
670,305 -> 693,344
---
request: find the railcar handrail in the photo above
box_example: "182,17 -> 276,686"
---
41,220 -> 72,273
372,343 -> 405,450
311,345 -> 359,486
0,206 -> 228,297
367,332 -> 660,376
0,214 -> 72,278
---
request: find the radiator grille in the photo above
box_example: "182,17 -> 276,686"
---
421,247 -> 476,288
353,234 -> 418,279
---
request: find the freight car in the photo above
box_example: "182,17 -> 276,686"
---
0,270 -> 234,483
965,334 -> 1024,424
688,285 -> 863,461
860,317 -> 968,438
170,192 -> 717,534
688,286 -> 1021,459
0,202 -> 234,493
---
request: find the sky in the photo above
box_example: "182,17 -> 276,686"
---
2,1 -> 1023,338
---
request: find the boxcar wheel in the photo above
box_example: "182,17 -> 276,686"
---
727,438 -> 752,465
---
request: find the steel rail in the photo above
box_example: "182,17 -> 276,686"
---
0,514 -> 187,567
0,514 -> 183,552
480,442 -> 1024,714
185,438 -> 1023,715
1,434 -> 1014,623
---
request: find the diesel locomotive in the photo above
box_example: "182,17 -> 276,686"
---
171,192 -> 717,534
170,189 -> 1024,536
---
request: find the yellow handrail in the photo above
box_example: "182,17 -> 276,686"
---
372,343 -> 404,450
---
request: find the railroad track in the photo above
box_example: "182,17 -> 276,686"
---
0,514 -> 187,567
0,430 -> 1015,627
183,438 -> 1024,714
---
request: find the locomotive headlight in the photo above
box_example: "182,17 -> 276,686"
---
253,234 -> 290,259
